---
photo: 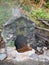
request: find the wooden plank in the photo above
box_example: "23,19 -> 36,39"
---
37,18 -> 49,26
35,26 -> 49,32
37,33 -> 49,42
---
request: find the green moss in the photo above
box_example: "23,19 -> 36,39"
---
8,40 -> 14,47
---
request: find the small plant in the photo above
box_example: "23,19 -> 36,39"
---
22,5 -> 30,12
45,2 -> 49,8
35,0 -> 40,3
46,0 -> 49,2
8,40 -> 14,47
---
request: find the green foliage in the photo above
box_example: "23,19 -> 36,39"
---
46,0 -> 49,2
31,9 -> 49,19
35,0 -> 40,3
26,8 -> 49,28
45,2 -> 49,8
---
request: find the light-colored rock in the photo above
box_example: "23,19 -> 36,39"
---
5,47 -> 49,62
6,47 -> 35,61
0,53 -> 6,61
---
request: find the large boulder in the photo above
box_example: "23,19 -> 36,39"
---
2,7 -> 36,46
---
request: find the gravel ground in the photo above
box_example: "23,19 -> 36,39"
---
0,60 -> 14,65
0,60 -> 49,65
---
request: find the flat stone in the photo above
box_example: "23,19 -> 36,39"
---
0,54 -> 7,61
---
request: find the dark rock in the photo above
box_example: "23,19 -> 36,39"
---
0,32 -> 5,49
45,41 -> 49,49
14,35 -> 27,50
37,40 -> 46,47
30,44 -> 37,50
